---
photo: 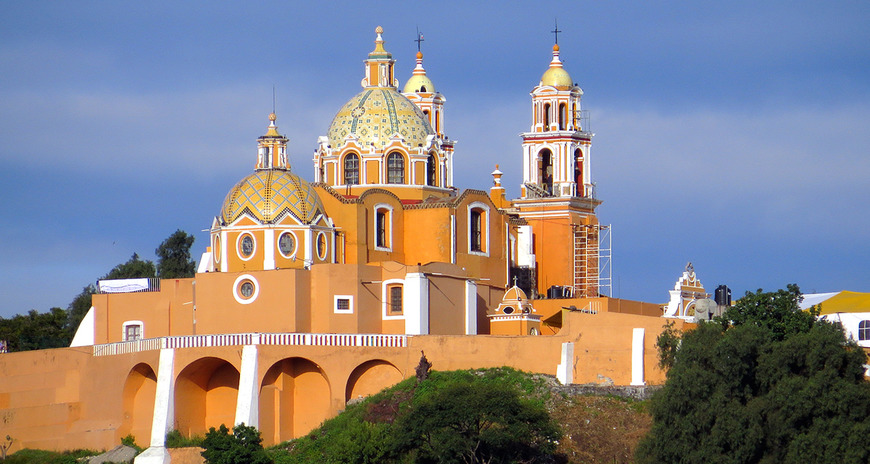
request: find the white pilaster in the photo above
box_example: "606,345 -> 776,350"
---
556,342 -> 574,385
135,348 -> 175,464
465,280 -> 478,335
263,229 -> 275,270
631,328 -> 645,386
235,344 -> 259,428
404,272 -> 429,335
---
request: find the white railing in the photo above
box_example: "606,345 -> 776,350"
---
93,332 -> 408,356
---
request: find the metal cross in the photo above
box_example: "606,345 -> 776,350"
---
415,28 -> 424,52
551,19 -> 561,44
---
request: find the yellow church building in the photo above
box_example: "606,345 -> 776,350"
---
0,27 -> 693,462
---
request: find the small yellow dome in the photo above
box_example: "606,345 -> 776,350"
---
221,170 -> 325,225
327,87 -> 433,149
541,66 -> 574,89
540,44 -> 574,89
403,74 -> 435,93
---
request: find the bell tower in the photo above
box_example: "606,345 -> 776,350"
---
512,39 -> 604,298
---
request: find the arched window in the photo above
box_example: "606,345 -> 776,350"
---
387,152 -> 404,184
859,320 -> 870,341
543,103 -> 551,129
574,148 -> 583,196
468,202 -> 490,255
539,149 -> 553,194
558,103 -> 566,130
343,153 -> 359,185
426,153 -> 437,186
374,204 -> 393,250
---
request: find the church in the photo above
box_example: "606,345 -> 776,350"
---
0,27 -> 693,462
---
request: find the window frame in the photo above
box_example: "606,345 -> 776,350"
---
387,152 -> 405,184
343,152 -> 360,185
277,230 -> 298,259
237,232 -> 256,261
381,278 -> 405,320
122,321 -> 144,341
334,295 -> 354,314
859,320 -> 870,341
467,202 -> 490,256
374,203 -> 393,251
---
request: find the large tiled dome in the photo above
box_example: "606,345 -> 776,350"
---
327,87 -> 433,149
221,169 -> 324,225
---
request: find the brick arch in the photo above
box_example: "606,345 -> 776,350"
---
345,359 -> 403,403
259,357 -> 331,445
118,363 -> 157,445
174,357 -> 240,438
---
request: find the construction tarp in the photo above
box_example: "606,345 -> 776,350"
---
799,291 -> 870,315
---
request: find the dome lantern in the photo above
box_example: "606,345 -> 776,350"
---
256,113 -> 290,170
362,26 -> 398,89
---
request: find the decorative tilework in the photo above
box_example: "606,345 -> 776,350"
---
327,87 -> 433,149
221,170 -> 325,225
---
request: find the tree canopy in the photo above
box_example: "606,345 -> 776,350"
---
637,286 -> 870,464
156,229 -> 196,279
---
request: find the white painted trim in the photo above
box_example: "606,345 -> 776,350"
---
276,230 -> 299,259
334,295 -> 354,314
232,274 -> 260,305
220,230 -> 228,272
236,232 -> 256,261
381,279 -> 405,320
122,320 -> 145,341
467,201 -> 491,257
263,229 -> 275,270
373,203 -> 394,251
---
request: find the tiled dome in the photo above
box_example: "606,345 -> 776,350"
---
327,88 -> 433,149
221,169 -> 324,225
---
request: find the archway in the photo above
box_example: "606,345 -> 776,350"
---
539,149 -> 553,194
345,360 -> 403,403
174,357 -> 239,438
118,363 -> 157,445
259,357 -> 331,445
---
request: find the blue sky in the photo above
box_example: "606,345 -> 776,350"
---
1,1 -> 869,318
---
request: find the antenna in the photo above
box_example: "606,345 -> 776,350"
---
272,85 -> 277,114
415,27 -> 424,52
551,19 -> 561,45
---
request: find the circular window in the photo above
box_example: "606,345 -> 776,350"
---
238,234 -> 255,260
278,231 -> 297,258
503,306 -> 514,315
232,274 -> 259,304
213,235 -> 221,263
316,232 -> 328,261
240,281 -> 254,298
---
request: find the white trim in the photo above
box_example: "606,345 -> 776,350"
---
631,328 -> 646,386
315,231 -> 328,261
263,229 -> 275,270
236,232 -> 256,261
122,320 -> 144,341
334,295 -> 354,314
373,203 -> 394,251
381,279 -> 405,320
276,230 -> 299,259
213,234 -> 221,264
232,274 -> 260,305
467,202 -> 491,257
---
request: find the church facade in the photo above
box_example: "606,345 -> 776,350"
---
0,28 -> 688,461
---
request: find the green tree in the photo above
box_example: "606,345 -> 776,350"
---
636,286 -> 870,464
103,253 -> 156,280
156,229 -> 196,279
392,380 -> 560,463
0,307 -> 71,351
201,424 -> 271,464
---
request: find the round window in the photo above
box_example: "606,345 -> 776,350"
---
278,232 -> 296,257
316,232 -> 328,260
240,281 -> 254,298
213,235 -> 221,263
239,234 -> 254,258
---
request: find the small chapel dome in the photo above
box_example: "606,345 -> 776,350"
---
326,87 -> 434,149
220,170 -> 325,225
403,51 -> 436,94
540,44 -> 574,89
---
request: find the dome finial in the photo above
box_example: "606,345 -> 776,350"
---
266,112 -> 280,136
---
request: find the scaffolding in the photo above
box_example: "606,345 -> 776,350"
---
572,223 -> 612,298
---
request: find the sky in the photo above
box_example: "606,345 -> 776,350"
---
1,1 -> 869,318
